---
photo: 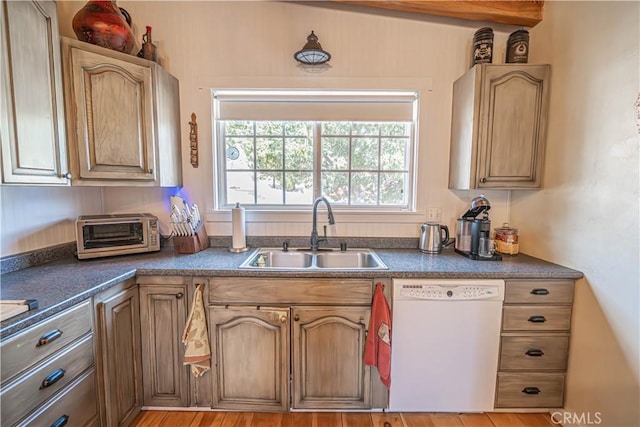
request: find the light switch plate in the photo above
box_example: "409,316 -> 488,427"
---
427,207 -> 441,222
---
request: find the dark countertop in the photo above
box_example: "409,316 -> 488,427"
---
0,247 -> 582,339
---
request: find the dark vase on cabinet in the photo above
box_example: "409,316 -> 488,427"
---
72,0 -> 134,53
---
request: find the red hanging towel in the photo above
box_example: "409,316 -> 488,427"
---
364,282 -> 391,388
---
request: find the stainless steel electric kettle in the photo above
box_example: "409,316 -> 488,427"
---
420,222 -> 450,254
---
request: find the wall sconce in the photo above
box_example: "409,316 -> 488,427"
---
294,31 -> 331,65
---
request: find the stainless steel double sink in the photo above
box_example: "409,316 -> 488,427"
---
239,248 -> 388,271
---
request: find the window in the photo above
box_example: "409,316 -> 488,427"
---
213,90 -> 418,210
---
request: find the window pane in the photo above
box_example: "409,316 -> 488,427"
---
285,138 -> 313,170
351,172 -> 378,204
380,123 -> 409,136
285,172 -> 313,204
352,122 -> 379,136
226,171 -> 255,204
256,138 -> 283,170
321,137 -> 349,170
256,171 -> 283,204
380,172 -> 406,205
285,122 -> 312,137
226,137 -> 254,170
381,138 -> 408,170
225,121 -> 253,136
256,121 -> 283,136
322,172 -> 349,204
322,122 -> 350,135
352,138 -> 379,170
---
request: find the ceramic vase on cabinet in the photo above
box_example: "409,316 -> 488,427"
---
72,0 -> 135,54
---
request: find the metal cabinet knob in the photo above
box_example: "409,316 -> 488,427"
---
294,314 -> 300,321
279,315 -> 287,323
176,292 -> 184,299
59,172 -> 71,179
480,177 -> 487,183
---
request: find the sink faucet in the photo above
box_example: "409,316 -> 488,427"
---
310,196 -> 335,251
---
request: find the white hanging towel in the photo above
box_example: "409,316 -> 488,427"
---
182,284 -> 211,377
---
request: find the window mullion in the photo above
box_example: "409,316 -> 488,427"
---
313,122 -> 321,199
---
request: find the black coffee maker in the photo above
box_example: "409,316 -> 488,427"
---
455,195 -> 502,261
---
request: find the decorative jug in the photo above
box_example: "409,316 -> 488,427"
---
72,0 -> 135,54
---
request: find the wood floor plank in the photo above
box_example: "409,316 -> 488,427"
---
487,413 -> 528,427
516,413 -> 556,427
220,412 -> 254,427
250,412 -> 284,427
342,412 -> 374,427
371,412 -> 405,427
190,411 -> 227,427
459,413 -> 495,427
131,410 -> 167,427
281,412 -> 315,427
316,412 -> 344,427
157,411 -> 197,427
402,413 -> 436,427
428,413 -> 465,427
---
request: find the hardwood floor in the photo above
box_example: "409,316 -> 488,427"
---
131,411 -> 557,427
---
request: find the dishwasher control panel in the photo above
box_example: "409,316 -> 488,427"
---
394,280 -> 505,301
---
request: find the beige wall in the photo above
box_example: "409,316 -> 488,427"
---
0,186 -> 103,255
54,0 -> 514,240
519,2 -> 639,425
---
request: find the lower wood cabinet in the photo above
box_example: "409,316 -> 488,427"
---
209,306 -> 290,411
495,280 -> 574,408
292,307 -> 371,409
206,277 -> 381,411
0,300 -> 97,426
94,279 -> 143,426
138,277 -> 190,407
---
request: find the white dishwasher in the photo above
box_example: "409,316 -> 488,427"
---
389,279 -> 504,412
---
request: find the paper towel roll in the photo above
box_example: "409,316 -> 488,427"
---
231,202 -> 246,249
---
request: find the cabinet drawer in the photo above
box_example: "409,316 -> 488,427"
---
17,368 -> 97,427
1,300 -> 92,383
496,372 -> 564,408
505,281 -> 574,304
1,334 -> 94,426
503,306 -> 572,331
209,278 -> 373,305
499,335 -> 569,370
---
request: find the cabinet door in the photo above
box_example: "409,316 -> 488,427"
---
210,306 -> 289,411
139,284 -> 189,407
478,65 -> 550,188
65,45 -> 155,182
95,286 -> 143,426
292,307 -> 371,409
0,1 -> 69,184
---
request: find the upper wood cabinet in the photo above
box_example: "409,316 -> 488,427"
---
0,1 -> 70,185
449,64 -> 551,190
61,37 -> 182,186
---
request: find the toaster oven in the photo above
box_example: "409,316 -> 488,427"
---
76,213 -> 160,259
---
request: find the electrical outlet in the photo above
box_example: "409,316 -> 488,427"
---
427,207 -> 442,222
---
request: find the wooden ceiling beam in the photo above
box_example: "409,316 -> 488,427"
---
329,1 -> 544,27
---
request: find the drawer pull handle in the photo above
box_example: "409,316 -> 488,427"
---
51,415 -> 69,427
530,288 -> 550,296
40,368 -> 65,389
522,386 -> 541,395
525,349 -> 545,357
36,329 -> 63,347
528,315 -> 547,323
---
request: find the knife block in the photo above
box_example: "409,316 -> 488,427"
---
173,223 -> 209,254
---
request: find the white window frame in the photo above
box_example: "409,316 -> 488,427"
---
213,89 -> 418,212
